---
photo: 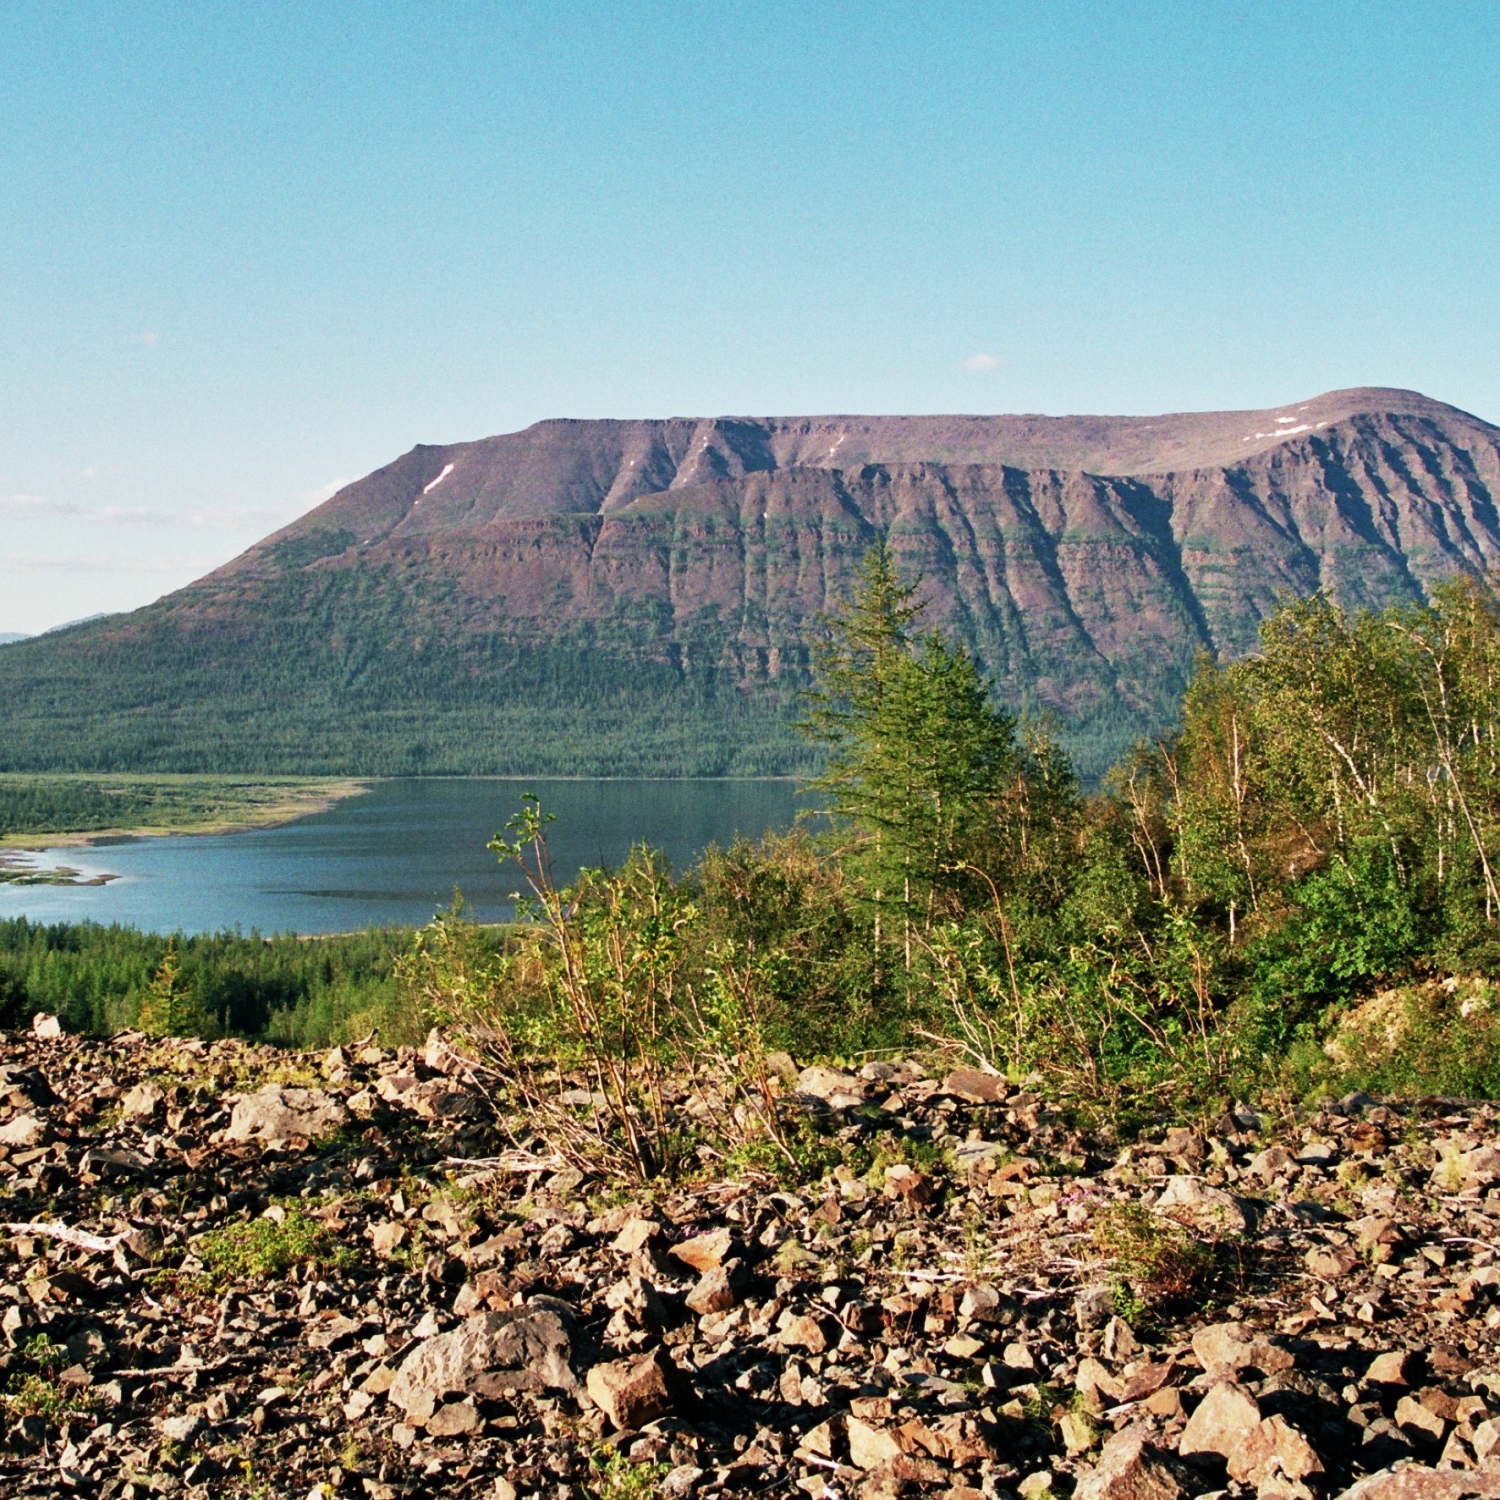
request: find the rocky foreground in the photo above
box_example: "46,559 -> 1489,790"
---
0,1023 -> 1498,1500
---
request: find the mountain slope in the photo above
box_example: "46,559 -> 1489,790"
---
4,387 -> 1499,777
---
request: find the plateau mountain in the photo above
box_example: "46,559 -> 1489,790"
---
4,387 -> 1499,777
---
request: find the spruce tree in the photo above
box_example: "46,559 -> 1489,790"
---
801,541 -> 1021,964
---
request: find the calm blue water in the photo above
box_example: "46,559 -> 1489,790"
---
0,778 -> 805,936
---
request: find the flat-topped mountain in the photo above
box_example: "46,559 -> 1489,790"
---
5,388 -> 1499,776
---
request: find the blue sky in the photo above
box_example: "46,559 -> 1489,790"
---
2,1 -> 1497,633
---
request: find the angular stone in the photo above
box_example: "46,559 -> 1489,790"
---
586,1348 -> 676,1430
1248,1146 -> 1296,1178
669,1226 -> 735,1273
661,1466 -> 705,1498
685,1268 -> 737,1315
388,1307 -> 580,1422
1334,1467 -> 1500,1500
370,1221 -> 407,1257
796,1416 -> 842,1460
1366,1350 -> 1415,1386
121,1081 -> 164,1120
778,1309 -> 837,1353
1231,1415 -> 1322,1486
1061,1410 -> 1099,1455
1395,1396 -> 1448,1444
1180,1381 -> 1262,1462
796,1065 -> 865,1108
223,1085 -> 348,1149
1160,1128 -> 1208,1165
1154,1177 -> 1249,1234
1075,1426 -> 1187,1500
0,1114 -> 48,1147
1144,1388 -> 1185,1420
426,1399 -> 481,1437
941,1069 -> 1007,1104
1460,1146 -> 1500,1186
962,1283 -> 1007,1325
78,1146 -> 150,1178
161,1413 -> 205,1447
31,1013 -> 62,1039
1473,1420 -> 1500,1463
1305,1246 -> 1361,1278
1192,1322 -> 1296,1377
1102,1316 -> 1141,1363
847,1417 -> 904,1471
1076,1285 -> 1118,1332
891,1414 -> 991,1466
1077,1357 -> 1125,1412
611,1217 -> 661,1255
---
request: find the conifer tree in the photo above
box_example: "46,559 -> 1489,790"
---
136,940 -> 204,1037
801,541 -> 1021,964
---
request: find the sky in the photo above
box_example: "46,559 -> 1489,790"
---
2,1 -> 1498,635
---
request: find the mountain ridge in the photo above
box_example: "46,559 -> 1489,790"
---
4,387 -> 1499,778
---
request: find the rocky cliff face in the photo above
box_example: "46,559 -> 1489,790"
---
7,388 -> 1500,776
207,387 -> 1500,729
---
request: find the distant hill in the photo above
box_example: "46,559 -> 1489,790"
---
0,633 -> 29,646
42,614 -> 109,635
4,386 -> 1499,778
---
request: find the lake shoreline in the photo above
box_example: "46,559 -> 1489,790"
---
0,776 -> 376,853
0,777 -> 804,931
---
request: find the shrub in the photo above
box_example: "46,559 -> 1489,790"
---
195,1209 -> 350,1282
1091,1201 -> 1214,1304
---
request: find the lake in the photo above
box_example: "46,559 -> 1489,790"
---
0,778 -> 806,935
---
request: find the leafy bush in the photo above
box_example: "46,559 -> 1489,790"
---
1321,979 -> 1500,1099
1092,1202 -> 1215,1304
195,1209 -> 351,1283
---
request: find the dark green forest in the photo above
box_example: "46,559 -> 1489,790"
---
0,920 -> 431,1048
0,774 -> 363,840
0,572 -> 817,778
0,563 -> 1144,780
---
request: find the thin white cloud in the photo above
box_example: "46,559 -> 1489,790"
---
962,352 -> 1001,371
0,552 -> 221,576
141,331 -> 160,347
300,476 -> 350,507
2,493 -> 78,516
94,506 -> 173,527
185,480 -> 346,532
4,474 -> 351,542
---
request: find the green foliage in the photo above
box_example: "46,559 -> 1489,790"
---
0,574 -> 818,778
1091,1201 -> 1215,1303
802,542 -> 1029,958
2,1372 -> 96,1421
1321,979 -> 1500,1099
136,940 -> 208,1037
18,1333 -> 67,1371
2,1333 -> 96,1421
0,917 -> 417,1047
587,1447 -> 670,1500
195,1209 -> 352,1283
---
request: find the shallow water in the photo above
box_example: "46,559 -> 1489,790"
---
0,778 -> 805,935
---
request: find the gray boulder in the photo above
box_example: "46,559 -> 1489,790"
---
388,1305 -> 582,1424
223,1085 -> 348,1149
